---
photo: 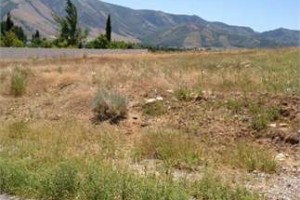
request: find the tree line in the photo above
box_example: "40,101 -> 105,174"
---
0,0 -> 140,49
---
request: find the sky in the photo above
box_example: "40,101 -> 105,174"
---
103,0 -> 300,32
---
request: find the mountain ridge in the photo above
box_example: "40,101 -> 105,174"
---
1,0 -> 299,48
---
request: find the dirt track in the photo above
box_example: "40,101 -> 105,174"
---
0,47 -> 148,60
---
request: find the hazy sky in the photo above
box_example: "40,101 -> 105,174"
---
103,0 -> 300,32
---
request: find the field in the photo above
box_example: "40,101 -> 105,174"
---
0,48 -> 299,200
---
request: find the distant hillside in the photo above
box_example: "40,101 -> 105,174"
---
1,0 -> 299,48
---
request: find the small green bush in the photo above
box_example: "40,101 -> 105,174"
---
10,67 -> 28,97
92,89 -> 127,123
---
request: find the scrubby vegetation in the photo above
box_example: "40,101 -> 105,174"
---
0,48 -> 299,199
10,67 -> 28,97
92,89 -> 128,123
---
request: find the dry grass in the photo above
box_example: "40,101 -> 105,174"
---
0,48 -> 299,199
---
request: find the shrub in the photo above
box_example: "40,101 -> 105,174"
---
92,89 -> 127,123
86,35 -> 109,49
10,67 -> 28,97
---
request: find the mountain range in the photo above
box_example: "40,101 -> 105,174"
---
1,0 -> 299,48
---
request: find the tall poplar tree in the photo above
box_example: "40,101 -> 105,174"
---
105,14 -> 112,42
6,12 -> 14,31
54,0 -> 84,46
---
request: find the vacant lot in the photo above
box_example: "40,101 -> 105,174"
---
0,48 -> 299,199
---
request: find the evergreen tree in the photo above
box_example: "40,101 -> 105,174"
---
105,14 -> 112,42
34,30 -> 40,40
0,21 -> 6,36
31,30 -> 41,46
12,26 -> 26,42
6,12 -> 14,32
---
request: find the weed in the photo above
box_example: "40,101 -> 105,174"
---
134,129 -> 202,169
143,101 -> 166,116
266,106 -> 280,121
174,87 -> 193,101
191,173 -> 258,200
92,89 -> 127,123
226,99 -> 244,114
0,159 -> 28,195
10,67 -> 28,97
222,144 -> 276,173
8,121 -> 29,139
81,163 -> 190,200
251,115 -> 268,131
249,103 -> 280,131
57,66 -> 63,74
40,163 -> 79,199
0,71 -> 9,82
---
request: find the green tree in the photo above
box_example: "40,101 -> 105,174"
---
12,26 -> 27,42
6,12 -> 14,32
33,30 -> 40,40
0,13 -> 27,43
0,21 -> 6,36
105,14 -> 112,42
31,30 -> 41,46
2,31 -> 24,47
86,34 -> 109,49
54,0 -> 85,47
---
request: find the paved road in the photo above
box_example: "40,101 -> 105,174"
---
0,48 -> 148,60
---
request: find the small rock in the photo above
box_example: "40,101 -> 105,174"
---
145,98 -> 157,104
275,153 -> 286,162
145,96 -> 163,104
166,89 -> 174,94
268,123 -> 277,128
279,123 -> 288,128
156,96 -> 163,101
